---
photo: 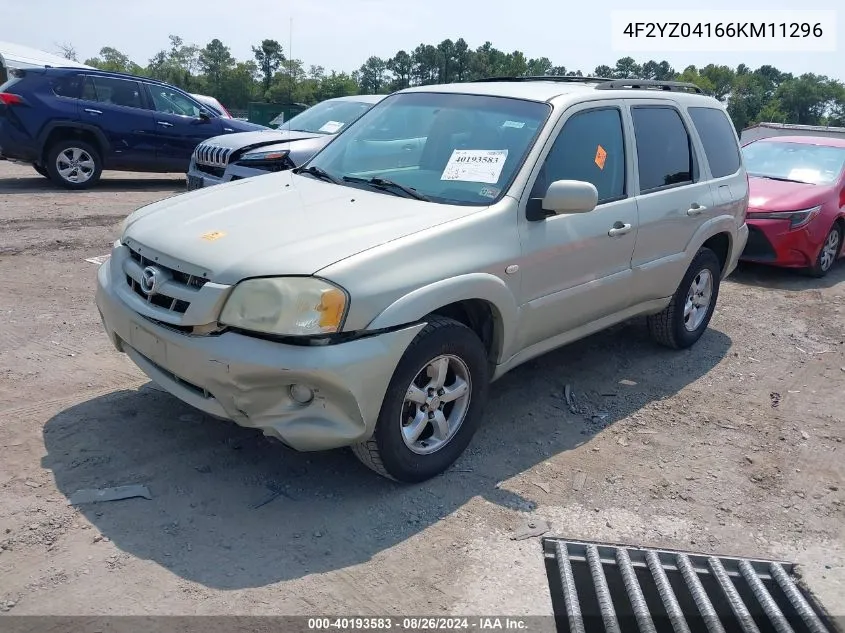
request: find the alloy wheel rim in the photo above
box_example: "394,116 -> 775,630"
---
56,147 -> 95,184
820,229 -> 840,272
400,354 -> 472,455
683,268 -> 713,332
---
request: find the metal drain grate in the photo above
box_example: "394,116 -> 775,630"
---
543,537 -> 839,633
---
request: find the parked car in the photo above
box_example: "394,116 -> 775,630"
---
95,77 -> 749,482
186,94 -> 385,190
191,93 -> 232,119
0,67 -> 265,189
741,135 -> 845,277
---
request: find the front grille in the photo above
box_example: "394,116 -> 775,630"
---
742,225 -> 778,261
544,537 -> 835,633
194,143 -> 233,169
196,164 -> 225,178
124,247 -> 207,315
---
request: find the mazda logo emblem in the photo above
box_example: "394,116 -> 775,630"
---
140,266 -> 167,297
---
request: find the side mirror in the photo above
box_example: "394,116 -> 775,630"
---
527,179 -> 598,221
197,109 -> 212,122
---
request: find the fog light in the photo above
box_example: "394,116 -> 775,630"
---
289,384 -> 314,405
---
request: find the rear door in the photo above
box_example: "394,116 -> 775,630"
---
78,75 -> 157,169
144,84 -> 223,170
624,100 -> 716,302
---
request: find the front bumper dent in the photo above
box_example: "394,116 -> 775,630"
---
95,259 -> 424,451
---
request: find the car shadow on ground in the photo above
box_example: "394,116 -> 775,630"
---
42,320 -> 732,590
0,176 -> 185,194
729,261 -> 845,291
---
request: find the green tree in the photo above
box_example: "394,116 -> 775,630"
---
253,39 -> 286,98
388,51 -> 413,90
199,39 -> 235,95
358,56 -> 388,94
85,47 -> 141,74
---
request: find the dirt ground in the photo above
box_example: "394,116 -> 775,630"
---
0,159 -> 843,618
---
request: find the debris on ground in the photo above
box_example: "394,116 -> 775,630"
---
531,481 -> 551,494
770,392 -> 781,408
801,431 -> 810,440
573,473 -> 587,491
511,518 -> 550,540
619,379 -> 637,386
68,485 -> 152,505
563,384 -> 578,414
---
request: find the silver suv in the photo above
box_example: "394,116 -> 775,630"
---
96,77 -> 749,482
186,95 -> 385,190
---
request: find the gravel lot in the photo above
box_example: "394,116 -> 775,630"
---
0,160 -> 843,618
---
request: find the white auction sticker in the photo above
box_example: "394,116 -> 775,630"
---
441,149 -> 508,184
319,120 -> 344,133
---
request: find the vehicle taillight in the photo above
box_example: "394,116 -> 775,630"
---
0,93 -> 23,106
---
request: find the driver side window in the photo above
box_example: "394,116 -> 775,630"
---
148,86 -> 202,117
531,107 -> 626,204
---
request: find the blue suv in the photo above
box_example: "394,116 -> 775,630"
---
0,67 -> 265,189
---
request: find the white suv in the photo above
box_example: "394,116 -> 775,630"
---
96,77 -> 749,482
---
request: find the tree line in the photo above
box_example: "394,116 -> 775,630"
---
56,36 -> 845,131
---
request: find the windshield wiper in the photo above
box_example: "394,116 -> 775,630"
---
342,176 -> 430,201
294,165 -> 342,184
755,175 -> 812,184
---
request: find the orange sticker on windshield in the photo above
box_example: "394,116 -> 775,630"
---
201,231 -> 226,241
595,145 -> 607,170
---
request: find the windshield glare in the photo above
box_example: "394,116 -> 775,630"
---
279,100 -> 375,134
742,140 -> 845,185
305,92 -> 551,205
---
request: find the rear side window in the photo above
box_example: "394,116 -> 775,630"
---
631,106 -> 693,193
51,74 -> 83,99
82,76 -> 145,109
688,106 -> 740,178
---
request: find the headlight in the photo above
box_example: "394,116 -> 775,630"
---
747,205 -> 822,229
239,149 -> 289,162
219,277 -> 348,336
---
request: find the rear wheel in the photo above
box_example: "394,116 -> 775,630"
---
45,139 -> 102,190
351,316 -> 489,482
648,247 -> 722,349
808,224 -> 842,278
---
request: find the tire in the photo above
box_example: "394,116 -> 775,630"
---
648,247 -> 722,350
807,224 -> 842,278
32,163 -> 48,178
45,139 -> 102,190
351,316 -> 489,482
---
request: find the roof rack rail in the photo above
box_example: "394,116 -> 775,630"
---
473,75 -> 613,84
594,79 -> 704,94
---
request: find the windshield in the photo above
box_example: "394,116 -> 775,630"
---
742,140 -> 845,185
304,92 -> 551,205
279,99 -> 375,134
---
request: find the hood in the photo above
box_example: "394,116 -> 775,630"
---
223,119 -> 269,134
199,129 -> 323,152
122,170 -> 479,285
747,176 -> 833,212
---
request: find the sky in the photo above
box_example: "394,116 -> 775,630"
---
2,0 -> 842,81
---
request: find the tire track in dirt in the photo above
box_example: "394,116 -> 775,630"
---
0,214 -> 122,231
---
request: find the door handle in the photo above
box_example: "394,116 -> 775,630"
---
157,121 -> 174,128
687,203 -> 706,217
608,222 -> 632,237
84,108 -> 102,115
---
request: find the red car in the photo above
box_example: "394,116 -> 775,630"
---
740,135 -> 845,277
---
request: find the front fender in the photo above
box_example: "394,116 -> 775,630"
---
365,272 -> 519,363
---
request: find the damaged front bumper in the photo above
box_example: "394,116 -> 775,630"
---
95,259 -> 424,451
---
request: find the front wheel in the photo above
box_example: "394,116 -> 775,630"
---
648,247 -> 722,349
807,224 -> 842,278
45,139 -> 102,190
351,316 -> 489,482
